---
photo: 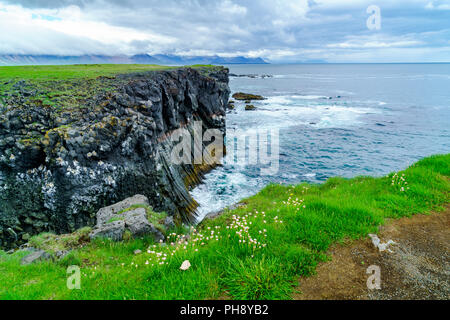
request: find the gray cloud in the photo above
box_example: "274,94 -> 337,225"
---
1,0 -> 450,62
4,0 -> 88,8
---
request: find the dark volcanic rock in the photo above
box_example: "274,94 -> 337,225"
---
0,67 -> 230,248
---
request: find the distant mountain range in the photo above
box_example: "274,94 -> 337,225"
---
0,54 -> 268,66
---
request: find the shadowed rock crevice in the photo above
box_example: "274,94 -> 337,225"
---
0,67 -> 230,248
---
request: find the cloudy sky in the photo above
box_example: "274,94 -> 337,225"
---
0,0 -> 449,62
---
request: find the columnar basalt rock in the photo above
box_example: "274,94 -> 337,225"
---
0,67 -> 230,248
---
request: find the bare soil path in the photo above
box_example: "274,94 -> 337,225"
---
294,207 -> 450,300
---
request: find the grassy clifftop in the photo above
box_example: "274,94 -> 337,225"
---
0,64 -> 221,110
0,64 -> 220,80
0,154 -> 449,300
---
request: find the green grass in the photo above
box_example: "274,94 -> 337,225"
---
0,154 -> 448,300
0,64 -> 220,111
27,227 -> 92,253
0,64 -> 175,81
0,64 -> 219,81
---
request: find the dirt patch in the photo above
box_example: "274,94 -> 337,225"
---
294,207 -> 450,300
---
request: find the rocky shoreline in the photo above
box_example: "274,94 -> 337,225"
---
0,66 -> 230,249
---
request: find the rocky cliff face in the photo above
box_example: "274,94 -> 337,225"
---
0,66 -> 230,248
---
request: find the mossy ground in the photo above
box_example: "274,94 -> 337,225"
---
0,64 -> 219,81
27,227 -> 92,253
0,154 -> 448,300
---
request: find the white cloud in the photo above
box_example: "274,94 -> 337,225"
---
425,1 -> 450,10
0,2 -> 176,55
327,34 -> 423,49
0,0 -> 449,62
218,0 -> 247,15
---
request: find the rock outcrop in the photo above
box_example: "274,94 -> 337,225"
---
20,249 -> 52,265
0,66 -> 230,248
232,92 -> 265,101
89,195 -> 166,243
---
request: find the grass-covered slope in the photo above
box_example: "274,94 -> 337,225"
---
0,154 -> 448,300
0,64 -> 175,80
0,64 -> 169,110
0,64 -> 218,110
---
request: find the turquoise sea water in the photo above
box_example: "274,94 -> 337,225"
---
192,64 -> 450,220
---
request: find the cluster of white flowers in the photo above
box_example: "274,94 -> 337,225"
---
122,208 -> 277,269
282,196 -> 306,212
130,226 -> 223,267
390,172 -> 409,192
300,186 -> 309,194
144,248 -> 169,266
227,213 -> 267,250
272,216 -> 283,224
117,186 -> 310,270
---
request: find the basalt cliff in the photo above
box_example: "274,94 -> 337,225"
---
0,66 -> 230,248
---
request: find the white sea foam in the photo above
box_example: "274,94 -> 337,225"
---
254,102 -> 379,129
196,99 -> 384,219
281,173 -> 299,179
303,173 -> 316,178
264,95 -> 292,104
264,94 -> 330,105
292,95 -> 329,100
192,168 -> 261,222
273,74 -> 336,81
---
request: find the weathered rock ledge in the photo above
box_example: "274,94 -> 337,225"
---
89,194 -> 170,243
0,66 -> 230,248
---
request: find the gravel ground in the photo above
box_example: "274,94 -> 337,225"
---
294,206 -> 450,300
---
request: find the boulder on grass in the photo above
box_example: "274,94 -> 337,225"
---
123,208 -> 164,242
21,250 -> 52,265
89,220 -> 125,241
95,195 -> 149,226
89,195 -> 166,243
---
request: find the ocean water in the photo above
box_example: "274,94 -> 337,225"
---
191,64 -> 450,221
